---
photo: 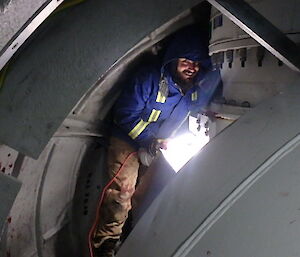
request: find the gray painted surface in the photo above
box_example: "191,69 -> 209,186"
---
0,0 -> 201,158
0,0 -> 49,50
117,84 -> 300,257
0,172 -> 21,238
0,0 -> 67,71
187,138 -> 300,257
0,0 -> 10,11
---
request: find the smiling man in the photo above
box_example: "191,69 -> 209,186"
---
90,25 -> 221,257
178,58 -> 200,80
174,58 -> 201,93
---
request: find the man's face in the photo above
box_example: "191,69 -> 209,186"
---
176,58 -> 200,83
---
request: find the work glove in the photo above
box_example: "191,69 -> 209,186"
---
138,148 -> 154,167
138,138 -> 168,166
148,138 -> 168,156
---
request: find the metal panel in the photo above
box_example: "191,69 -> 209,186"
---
207,0 -> 300,72
0,0 -> 50,53
0,0 -> 201,159
0,173 -> 21,237
186,137 -> 300,257
0,0 -> 66,71
117,84 -> 300,257
1,134 -> 107,257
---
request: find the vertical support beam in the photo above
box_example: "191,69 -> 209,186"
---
207,0 -> 300,72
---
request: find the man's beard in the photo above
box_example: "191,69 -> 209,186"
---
175,71 -> 195,86
173,70 -> 195,93
169,62 -> 195,93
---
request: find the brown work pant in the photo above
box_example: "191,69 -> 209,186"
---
93,137 -> 140,247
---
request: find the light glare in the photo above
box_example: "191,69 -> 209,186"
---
161,131 -> 209,172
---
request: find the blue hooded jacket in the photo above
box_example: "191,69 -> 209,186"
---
112,26 -> 221,149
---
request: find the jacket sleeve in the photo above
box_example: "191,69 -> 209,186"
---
113,69 -> 157,147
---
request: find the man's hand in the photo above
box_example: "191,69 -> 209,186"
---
156,139 -> 168,150
138,148 -> 154,167
148,138 -> 169,156
138,139 -> 169,167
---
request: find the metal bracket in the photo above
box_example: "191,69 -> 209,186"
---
207,0 -> 300,72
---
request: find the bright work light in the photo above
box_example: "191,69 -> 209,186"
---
161,115 -> 210,172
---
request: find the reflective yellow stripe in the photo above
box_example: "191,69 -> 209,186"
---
128,109 -> 161,140
128,120 -> 150,139
148,109 -> 161,122
191,91 -> 198,101
156,91 -> 166,103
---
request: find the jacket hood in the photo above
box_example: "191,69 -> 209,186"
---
162,25 -> 211,73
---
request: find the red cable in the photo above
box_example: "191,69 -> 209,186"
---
88,151 -> 138,257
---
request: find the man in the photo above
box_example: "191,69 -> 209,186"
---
91,25 -> 221,257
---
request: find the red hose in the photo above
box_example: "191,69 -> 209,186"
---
88,151 -> 138,257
